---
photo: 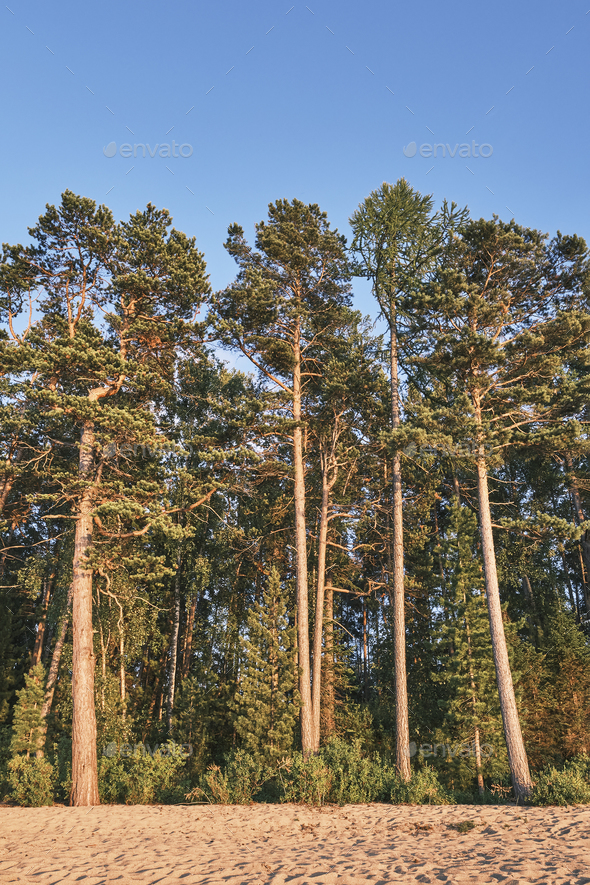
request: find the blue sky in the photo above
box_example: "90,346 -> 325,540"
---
1,0 -> 589,319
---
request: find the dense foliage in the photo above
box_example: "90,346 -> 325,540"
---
1,183 -> 589,806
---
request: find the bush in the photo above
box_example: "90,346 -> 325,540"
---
531,756 -> 590,806
320,738 -> 394,804
7,756 -> 55,806
390,765 -> 455,805
98,740 -> 189,804
186,749 -> 269,804
277,753 -> 332,805
0,725 -> 12,801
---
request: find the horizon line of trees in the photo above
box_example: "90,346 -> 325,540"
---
1,180 -> 590,806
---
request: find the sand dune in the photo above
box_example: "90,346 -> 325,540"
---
1,803 -> 589,884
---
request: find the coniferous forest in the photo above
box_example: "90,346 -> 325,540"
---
1,180 -> 590,808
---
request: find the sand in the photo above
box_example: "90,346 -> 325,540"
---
0,802 -> 588,884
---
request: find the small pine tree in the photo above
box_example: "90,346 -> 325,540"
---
10,663 -> 47,758
434,500 -> 506,791
233,568 -> 300,764
545,611 -> 590,758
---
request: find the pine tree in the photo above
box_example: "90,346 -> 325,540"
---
1,192 -> 211,804
545,611 -> 590,757
435,499 -> 505,793
10,663 -> 47,758
233,567 -> 300,764
214,199 -> 352,753
349,179 -> 465,779
413,216 -> 590,798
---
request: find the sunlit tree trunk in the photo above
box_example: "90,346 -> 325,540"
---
311,464 -> 330,750
70,421 -> 100,806
390,320 -> 410,781
323,582 -> 335,737
475,425 -> 532,800
182,594 -> 197,678
166,551 -> 182,733
293,322 -> 313,753
32,572 -> 54,667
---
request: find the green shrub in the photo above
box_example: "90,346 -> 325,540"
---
186,749 -> 268,805
98,740 -> 189,804
531,756 -> 590,806
390,765 -> 455,805
277,752 -> 332,805
7,756 -> 55,806
319,738 -> 394,804
0,725 -> 12,801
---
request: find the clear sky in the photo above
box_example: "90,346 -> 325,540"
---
1,0 -> 589,318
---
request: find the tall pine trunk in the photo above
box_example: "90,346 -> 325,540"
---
463,604 -> 484,795
166,551 -> 182,733
323,582 -> 335,737
390,320 -> 410,780
311,466 -> 330,750
293,324 -> 313,753
37,583 -> 73,757
32,571 -> 55,667
181,594 -> 197,678
70,421 -> 100,806
475,439 -> 532,800
565,454 -> 590,612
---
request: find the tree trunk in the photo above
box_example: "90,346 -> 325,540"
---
323,582 -> 335,737
362,597 -> 369,702
181,594 -> 198,679
70,421 -> 100,806
521,574 -> 542,645
166,551 -> 182,734
473,725 -> 484,795
31,573 -> 54,667
463,593 -> 484,795
116,599 -> 126,722
565,456 -> 590,613
311,466 -> 330,751
36,583 -> 73,757
390,321 -> 411,781
0,446 -> 24,515
475,444 -> 532,800
98,620 -> 108,713
293,324 -> 313,753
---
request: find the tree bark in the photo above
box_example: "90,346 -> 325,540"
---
181,594 -> 197,679
31,572 -> 54,667
36,583 -> 74,757
0,445 -> 24,515
70,421 -> 100,806
293,322 -> 313,753
362,597 -> 369,702
473,725 -> 484,795
323,582 -> 335,737
166,550 -> 182,733
463,592 -> 484,795
565,455 -> 590,613
390,321 -> 411,781
475,444 -> 532,800
311,453 -> 332,750
521,574 -> 543,645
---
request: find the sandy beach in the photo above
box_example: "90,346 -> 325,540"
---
0,802 -> 588,884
